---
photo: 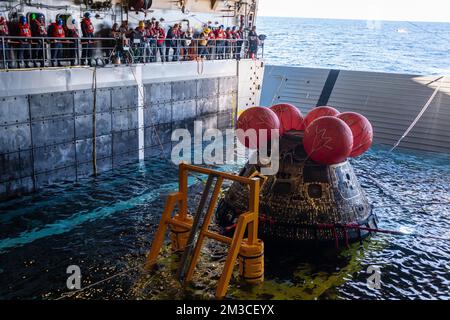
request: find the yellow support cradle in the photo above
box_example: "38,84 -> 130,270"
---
145,163 -> 262,299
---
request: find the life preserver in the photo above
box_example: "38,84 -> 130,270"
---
19,23 -> 32,37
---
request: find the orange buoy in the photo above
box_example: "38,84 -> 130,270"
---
303,116 -> 353,165
337,112 -> 373,157
303,106 -> 340,128
270,103 -> 305,132
237,107 -> 281,149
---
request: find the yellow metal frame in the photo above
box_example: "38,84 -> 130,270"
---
145,163 -> 261,298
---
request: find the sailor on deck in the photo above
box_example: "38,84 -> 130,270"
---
50,18 -> 65,66
248,26 -> 259,59
81,12 -> 95,66
18,16 -> 32,68
31,14 -> 47,66
0,13 -> 10,67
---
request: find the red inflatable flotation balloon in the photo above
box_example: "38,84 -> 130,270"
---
270,103 -> 305,132
237,107 -> 281,149
303,106 -> 340,128
303,116 -> 353,165
337,112 -> 373,157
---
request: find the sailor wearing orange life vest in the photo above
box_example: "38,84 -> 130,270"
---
81,12 -> 94,65
50,18 -> 65,66
214,25 -> 225,59
0,13 -> 10,66
18,16 -> 32,68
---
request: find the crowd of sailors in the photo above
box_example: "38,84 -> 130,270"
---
0,11 -> 262,68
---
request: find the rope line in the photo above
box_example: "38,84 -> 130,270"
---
129,65 -> 168,159
91,67 -> 98,176
55,266 -> 141,300
370,76 -> 445,171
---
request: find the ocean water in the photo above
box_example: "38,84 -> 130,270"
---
257,17 -> 450,75
0,146 -> 449,300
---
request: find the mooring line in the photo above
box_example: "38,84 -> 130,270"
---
370,76 -> 445,171
55,266 -> 141,300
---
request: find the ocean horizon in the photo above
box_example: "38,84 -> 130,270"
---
257,16 -> 450,75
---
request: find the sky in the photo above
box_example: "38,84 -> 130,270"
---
258,0 -> 450,22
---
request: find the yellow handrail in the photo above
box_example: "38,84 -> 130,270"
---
145,163 -> 261,298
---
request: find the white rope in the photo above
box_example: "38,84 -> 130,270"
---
370,76 -> 445,171
128,65 -> 168,159
55,266 -> 141,300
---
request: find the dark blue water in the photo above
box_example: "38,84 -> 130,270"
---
0,145 -> 449,300
257,17 -> 450,75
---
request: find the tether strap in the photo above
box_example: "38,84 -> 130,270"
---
316,69 -> 340,106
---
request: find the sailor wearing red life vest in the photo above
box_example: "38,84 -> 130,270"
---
146,21 -> 157,62
50,18 -> 66,66
0,13 -> 10,66
81,12 -> 94,65
214,25 -> 225,59
153,21 -> 165,62
207,28 -> 216,59
224,27 -> 232,59
30,14 -> 48,65
18,16 -> 32,68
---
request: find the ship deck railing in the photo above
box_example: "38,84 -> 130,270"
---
0,36 -> 262,70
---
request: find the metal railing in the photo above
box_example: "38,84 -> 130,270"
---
0,36 -> 262,69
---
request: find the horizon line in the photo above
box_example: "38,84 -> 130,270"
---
257,14 -> 450,23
